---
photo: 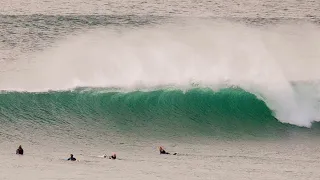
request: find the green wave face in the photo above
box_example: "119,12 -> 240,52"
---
0,87 -> 318,140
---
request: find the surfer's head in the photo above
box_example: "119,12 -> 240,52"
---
70,154 -> 73,157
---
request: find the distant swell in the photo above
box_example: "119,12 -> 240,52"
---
1,87 -> 319,138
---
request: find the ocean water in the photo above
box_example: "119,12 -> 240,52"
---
1,0 -> 320,179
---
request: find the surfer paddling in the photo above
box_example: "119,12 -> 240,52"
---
16,145 -> 24,155
159,146 -> 177,155
103,153 -> 116,159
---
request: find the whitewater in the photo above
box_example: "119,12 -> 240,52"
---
1,0 -> 320,180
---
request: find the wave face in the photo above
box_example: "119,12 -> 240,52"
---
0,87 -> 319,139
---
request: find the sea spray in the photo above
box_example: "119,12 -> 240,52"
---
1,21 -> 320,128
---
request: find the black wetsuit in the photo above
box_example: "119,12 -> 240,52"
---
68,157 -> 76,161
160,149 -> 169,154
109,155 -> 116,159
160,149 -> 177,155
16,148 -> 23,155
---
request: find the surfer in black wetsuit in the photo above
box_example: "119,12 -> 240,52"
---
159,146 -> 170,154
16,145 -> 24,155
67,154 -> 76,161
109,153 -> 116,159
159,146 -> 177,155
103,153 -> 116,159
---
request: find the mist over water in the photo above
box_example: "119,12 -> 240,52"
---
1,20 -> 320,128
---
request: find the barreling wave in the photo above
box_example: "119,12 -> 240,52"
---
1,87 -> 318,139
1,21 -> 320,139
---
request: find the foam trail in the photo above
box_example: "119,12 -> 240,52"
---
1,21 -> 320,127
